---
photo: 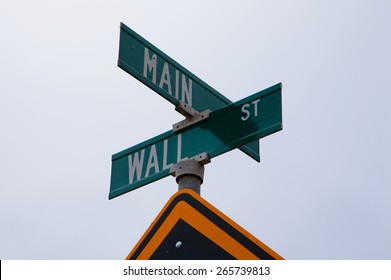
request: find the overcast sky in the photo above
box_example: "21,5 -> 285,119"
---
1,0 -> 390,259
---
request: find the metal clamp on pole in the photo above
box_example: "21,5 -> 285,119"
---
173,101 -> 211,132
170,152 -> 210,195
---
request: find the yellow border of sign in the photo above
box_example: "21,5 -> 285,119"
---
126,189 -> 283,260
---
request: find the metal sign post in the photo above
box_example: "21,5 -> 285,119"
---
172,159 -> 204,195
170,152 -> 210,195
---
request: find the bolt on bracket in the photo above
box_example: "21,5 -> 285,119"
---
173,101 -> 211,132
169,152 -> 210,177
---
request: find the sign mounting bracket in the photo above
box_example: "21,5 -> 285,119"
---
173,101 -> 211,132
169,152 -> 210,195
169,152 -> 211,178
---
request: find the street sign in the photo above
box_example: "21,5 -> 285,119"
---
127,189 -> 283,260
110,83 -> 282,199
118,22 -> 260,162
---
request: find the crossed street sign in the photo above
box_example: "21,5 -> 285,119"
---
110,83 -> 282,199
118,22 -> 260,162
110,22 -> 284,260
110,23 -> 283,199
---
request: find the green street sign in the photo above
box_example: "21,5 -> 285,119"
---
109,83 -> 282,199
118,22 -> 260,162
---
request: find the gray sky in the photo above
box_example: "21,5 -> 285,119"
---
1,0 -> 390,259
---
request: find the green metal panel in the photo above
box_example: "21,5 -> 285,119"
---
109,83 -> 282,199
118,22 -> 260,162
